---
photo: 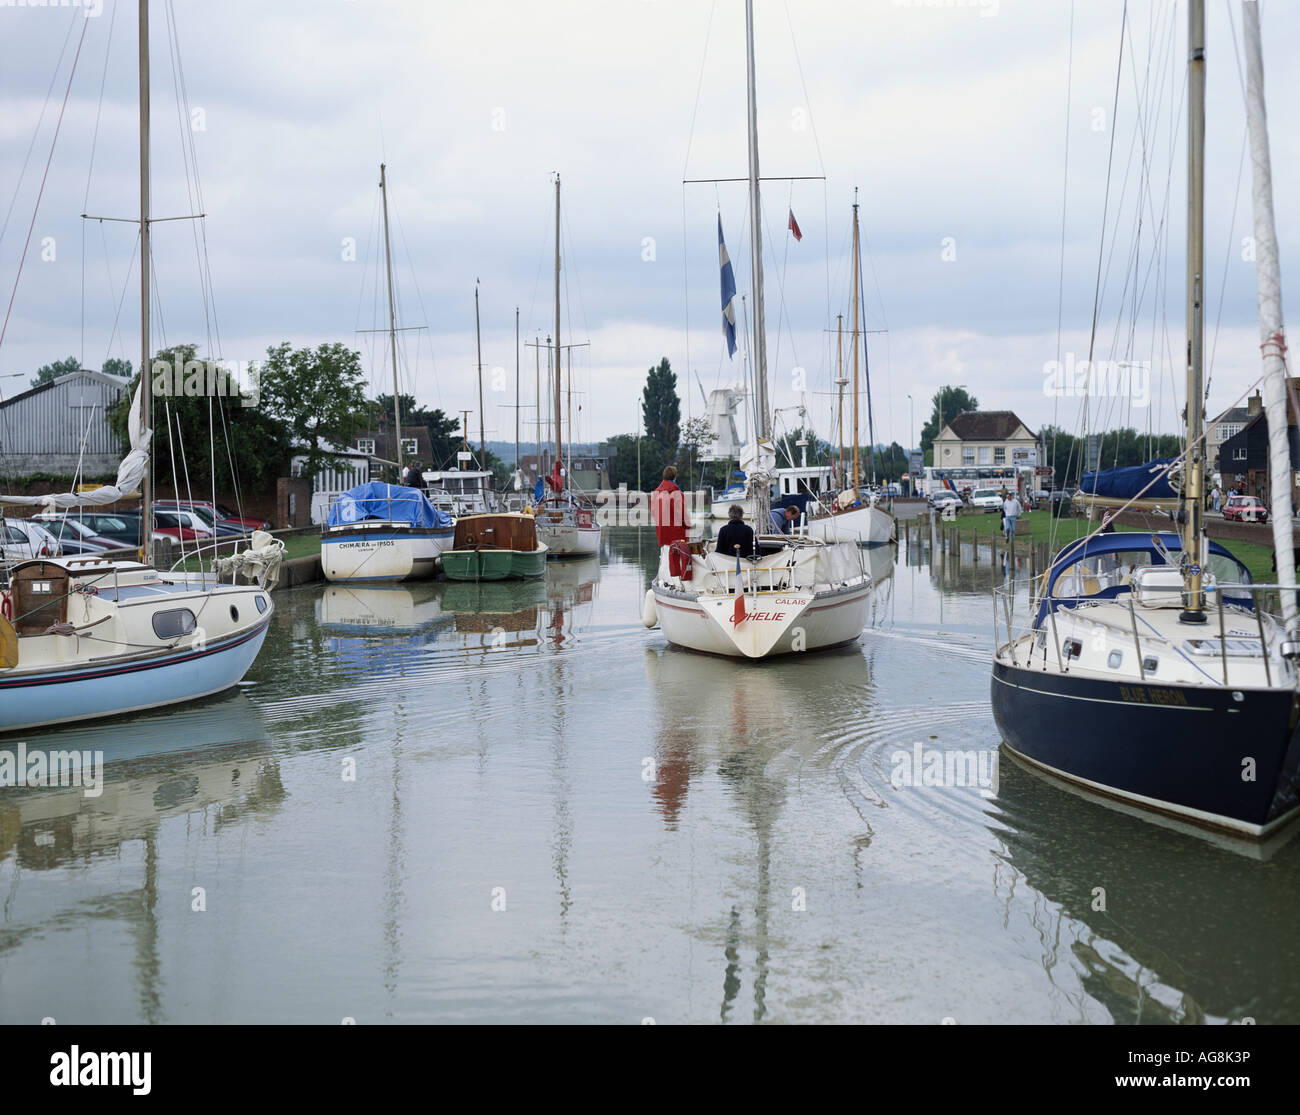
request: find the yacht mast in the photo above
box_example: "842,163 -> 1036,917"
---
744,0 -> 769,441
1241,0 -> 1298,637
515,307 -> 521,489
835,313 -> 846,486
554,176 -> 563,483
851,192 -> 861,491
379,164 -> 403,472
475,280 -> 485,470
1181,0 -> 1207,623
138,0 -> 151,558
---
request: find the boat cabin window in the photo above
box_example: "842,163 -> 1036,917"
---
152,608 -> 197,640
1107,650 -> 1123,668
1052,550 -> 1167,598
1142,655 -> 1159,674
1064,639 -> 1082,659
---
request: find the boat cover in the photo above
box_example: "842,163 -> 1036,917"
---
327,482 -> 451,528
1079,458 -> 1177,500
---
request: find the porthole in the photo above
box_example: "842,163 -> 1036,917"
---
255,595 -> 268,614
1107,650 -> 1123,668
152,608 -> 197,639
1064,639 -> 1082,659
1142,655 -> 1158,674
230,605 -> 240,622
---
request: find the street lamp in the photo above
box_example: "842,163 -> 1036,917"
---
906,393 -> 913,495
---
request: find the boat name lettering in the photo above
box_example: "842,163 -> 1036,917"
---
1118,685 -> 1188,706
336,540 -> 395,550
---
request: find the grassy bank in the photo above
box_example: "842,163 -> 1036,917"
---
174,531 -> 321,574
925,508 -> 1277,583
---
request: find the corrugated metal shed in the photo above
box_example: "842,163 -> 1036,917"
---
0,369 -> 129,474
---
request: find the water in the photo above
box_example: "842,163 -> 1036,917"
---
1,524 -> 1297,1024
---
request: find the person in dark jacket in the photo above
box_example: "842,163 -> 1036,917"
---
716,504 -> 755,557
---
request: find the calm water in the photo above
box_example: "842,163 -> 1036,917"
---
2,524 -> 1297,1024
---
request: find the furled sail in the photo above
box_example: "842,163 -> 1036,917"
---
0,383 -> 150,510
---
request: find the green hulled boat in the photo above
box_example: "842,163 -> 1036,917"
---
441,513 -> 549,581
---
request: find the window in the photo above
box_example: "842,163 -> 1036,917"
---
1233,447 -> 1247,461
978,447 -> 991,465
962,447 -> 975,465
356,438 -> 376,456
1107,650 -> 1123,668
1218,423 -> 1242,440
993,447 -> 1006,464
152,608 -> 197,639
401,438 -> 418,458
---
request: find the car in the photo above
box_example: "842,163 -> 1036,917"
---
154,499 -> 269,533
1223,495 -> 1268,523
969,488 -> 1004,513
31,515 -> 119,554
152,509 -> 214,540
928,489 -> 965,511
58,511 -> 144,549
1,518 -> 62,563
879,483 -> 901,498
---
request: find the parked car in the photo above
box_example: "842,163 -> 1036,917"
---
31,515 -> 119,554
154,499 -> 269,533
1222,495 -> 1269,523
969,487 -> 1003,513
929,489 -> 965,511
57,511 -> 144,549
1,518 -> 62,562
879,483 -> 902,498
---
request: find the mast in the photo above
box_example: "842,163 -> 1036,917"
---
744,0 -> 769,441
566,346 -> 573,478
835,314 -> 846,486
474,280 -> 485,471
1181,0 -> 1207,623
379,164 -> 403,472
535,336 -> 541,483
554,175 -> 563,484
515,307 -> 521,490
859,223 -> 877,486
1242,0 -> 1298,637
138,0 -> 151,559
851,192 -> 861,490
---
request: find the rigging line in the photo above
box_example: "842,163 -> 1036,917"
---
681,184 -> 693,429
80,0 -> 119,369
680,0 -> 719,182
1050,0 -> 1075,520
391,197 -> 442,406
781,0 -> 826,175
0,10 -> 78,257
0,14 -> 91,360
101,225 -> 138,367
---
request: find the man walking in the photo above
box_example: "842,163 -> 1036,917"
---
1002,490 -> 1024,543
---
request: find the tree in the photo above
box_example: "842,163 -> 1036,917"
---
101,357 -> 133,379
32,355 -> 80,389
919,386 -> 979,456
607,432 -> 658,490
678,415 -> 718,486
107,343 -> 291,495
369,393 -> 465,470
641,357 -> 680,461
259,342 -> 369,479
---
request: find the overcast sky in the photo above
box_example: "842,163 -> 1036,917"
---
2,0 -> 1297,453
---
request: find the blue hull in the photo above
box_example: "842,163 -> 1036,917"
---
0,620 -> 271,733
991,660 -> 1300,834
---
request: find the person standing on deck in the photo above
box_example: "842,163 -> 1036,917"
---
716,504 -> 755,557
1002,491 -> 1024,542
651,466 -> 688,548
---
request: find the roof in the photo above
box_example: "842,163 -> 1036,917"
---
941,410 -> 1035,442
1211,405 -> 1253,426
0,368 -> 130,411
351,426 -> 435,463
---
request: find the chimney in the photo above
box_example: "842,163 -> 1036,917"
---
1248,393 -> 1262,416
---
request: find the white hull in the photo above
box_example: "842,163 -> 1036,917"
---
322,525 -> 452,582
804,503 -> 894,546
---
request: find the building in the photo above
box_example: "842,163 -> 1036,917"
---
1218,410 -> 1300,502
0,369 -> 129,477
1207,397 -> 1258,472
518,448 -> 610,493
933,411 -> 1038,470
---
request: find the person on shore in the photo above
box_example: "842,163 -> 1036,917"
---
1002,491 -> 1024,542
767,504 -> 799,534
716,504 -> 755,557
651,465 -> 688,548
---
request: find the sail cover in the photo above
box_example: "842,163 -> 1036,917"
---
327,482 -> 451,528
0,383 -> 150,510
1079,458 -> 1177,500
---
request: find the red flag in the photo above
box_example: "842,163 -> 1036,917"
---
788,209 -> 802,241
546,461 -> 564,493
732,591 -> 746,626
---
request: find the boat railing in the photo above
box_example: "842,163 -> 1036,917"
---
993,578 -> 1292,682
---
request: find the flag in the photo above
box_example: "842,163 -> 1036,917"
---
732,551 -> 746,625
546,460 -> 564,493
788,209 -> 802,241
718,215 -> 737,358
533,477 -> 544,502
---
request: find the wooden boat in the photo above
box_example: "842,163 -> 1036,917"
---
440,513 -> 548,581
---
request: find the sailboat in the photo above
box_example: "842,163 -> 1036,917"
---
645,0 -> 872,660
0,0 -> 279,733
322,164 -> 454,583
990,0 -> 1300,839
531,175 -> 601,559
803,193 -> 894,548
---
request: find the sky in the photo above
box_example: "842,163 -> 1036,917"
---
1,0 -> 1297,455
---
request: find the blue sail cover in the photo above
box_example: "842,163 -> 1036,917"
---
327,482 -> 451,528
1079,458 -> 1177,500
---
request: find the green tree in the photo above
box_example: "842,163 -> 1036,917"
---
259,342 -> 369,479
369,393 -> 464,470
32,355 -> 80,388
919,386 -> 979,457
107,343 -> 291,495
101,357 -> 133,379
607,432 -> 658,490
641,358 -> 680,460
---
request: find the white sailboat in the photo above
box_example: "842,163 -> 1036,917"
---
990,0 -> 1300,839
646,0 -> 871,660
0,0 -> 279,733
532,175 -> 601,559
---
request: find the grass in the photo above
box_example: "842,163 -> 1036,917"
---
172,531 -> 320,574
926,507 -> 1278,584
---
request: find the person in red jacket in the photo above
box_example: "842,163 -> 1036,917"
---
651,465 -> 688,547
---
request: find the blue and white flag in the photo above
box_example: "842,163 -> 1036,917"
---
718,215 -> 737,358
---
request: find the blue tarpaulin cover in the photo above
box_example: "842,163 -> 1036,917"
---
327,482 -> 452,528
1079,458 -> 1177,500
